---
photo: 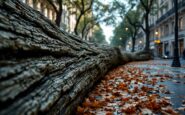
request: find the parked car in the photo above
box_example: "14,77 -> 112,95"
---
162,54 -> 172,59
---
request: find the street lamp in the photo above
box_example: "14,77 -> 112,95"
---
155,31 -> 159,36
125,27 -> 128,31
172,0 -> 181,67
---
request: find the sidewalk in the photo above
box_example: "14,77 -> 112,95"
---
151,58 -> 185,67
76,60 -> 185,114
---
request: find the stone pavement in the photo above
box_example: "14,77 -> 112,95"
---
76,60 -> 185,114
151,58 -> 185,67
129,60 -> 185,115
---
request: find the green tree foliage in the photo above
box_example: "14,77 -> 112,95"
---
93,1 -> 113,25
125,10 -> 140,52
110,0 -> 156,51
111,21 -> 130,49
71,0 -> 94,35
45,0 -> 117,40
77,0 -> 116,40
110,1 -> 140,51
45,0 -> 94,36
129,0 -> 155,51
91,25 -> 106,44
77,13 -> 93,39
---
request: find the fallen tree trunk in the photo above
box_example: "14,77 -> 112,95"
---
0,0 -> 151,115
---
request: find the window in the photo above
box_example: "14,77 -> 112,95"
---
161,26 -> 164,37
52,12 -> 56,21
172,1 -> 174,8
179,17 -> 183,30
47,9 -> 52,20
171,22 -> 174,33
165,24 -> 169,36
37,2 -> 41,12
41,3 -> 45,14
160,9 -> 163,16
44,8 -> 48,17
166,3 -> 169,11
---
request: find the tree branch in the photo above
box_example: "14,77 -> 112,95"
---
46,0 -> 58,13
84,0 -> 94,13
140,0 -> 148,11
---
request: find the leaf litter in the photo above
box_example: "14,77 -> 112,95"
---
76,61 -> 185,115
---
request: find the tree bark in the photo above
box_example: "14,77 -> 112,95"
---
144,12 -> 150,51
131,37 -> 135,52
0,0 -> 151,115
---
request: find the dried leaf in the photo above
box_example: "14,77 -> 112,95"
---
77,106 -> 84,114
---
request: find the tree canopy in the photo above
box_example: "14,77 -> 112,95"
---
91,25 -> 106,44
111,21 -> 130,49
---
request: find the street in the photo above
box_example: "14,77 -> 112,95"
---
77,59 -> 185,114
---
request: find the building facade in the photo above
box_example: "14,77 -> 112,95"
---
22,0 -> 73,31
22,0 -> 56,22
149,0 -> 185,58
21,0 -> 93,41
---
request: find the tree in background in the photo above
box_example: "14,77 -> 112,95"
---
110,10 -> 140,52
125,10 -> 140,52
110,0 -> 156,52
77,11 -> 98,40
46,0 -> 65,27
129,0 -> 155,51
76,0 -> 117,40
111,22 -> 131,49
45,0 -> 117,41
72,0 -> 94,35
91,25 -> 106,44
46,0 -> 94,36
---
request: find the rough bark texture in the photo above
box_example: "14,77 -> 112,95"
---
0,0 -> 122,115
0,0 -> 151,115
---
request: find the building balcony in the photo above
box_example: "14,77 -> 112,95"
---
156,8 -> 175,24
178,0 -> 185,10
156,1 -> 185,24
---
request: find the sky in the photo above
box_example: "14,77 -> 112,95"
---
99,0 -> 114,44
101,24 -> 114,44
99,0 -> 128,44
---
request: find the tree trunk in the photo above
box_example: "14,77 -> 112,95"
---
144,12 -> 150,51
55,9 -> 62,27
74,13 -> 83,35
0,0 -> 151,115
131,37 -> 135,52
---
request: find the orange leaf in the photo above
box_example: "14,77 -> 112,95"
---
77,106 -> 84,114
106,112 -> 113,115
82,98 -> 91,107
90,100 -> 102,108
145,100 -> 161,111
110,95 -> 116,100
113,91 -> 122,97
121,97 -> 130,102
121,106 -> 136,114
